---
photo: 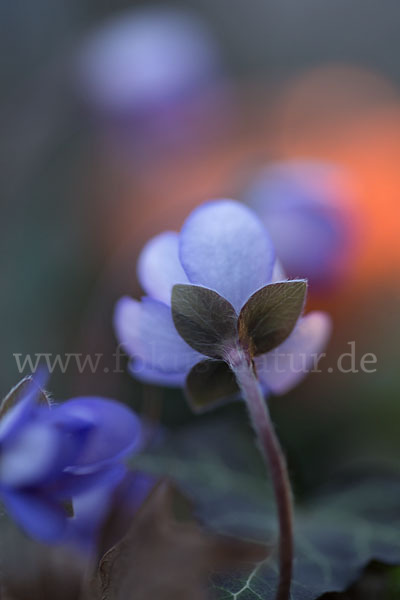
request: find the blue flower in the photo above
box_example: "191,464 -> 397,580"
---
0,377 -> 142,544
77,8 -> 227,148
246,161 -> 354,289
114,199 -> 331,406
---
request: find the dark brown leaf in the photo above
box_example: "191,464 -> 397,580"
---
185,359 -> 239,413
171,284 -> 238,359
238,281 -> 307,356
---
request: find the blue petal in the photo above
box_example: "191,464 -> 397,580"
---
129,358 -> 187,387
255,311 -> 332,395
54,397 -> 142,468
271,259 -> 287,282
50,463 -> 126,498
1,489 -> 67,542
0,422 -> 63,488
137,231 -> 190,305
179,200 -> 275,312
114,296 -> 202,374
67,465 -> 127,552
68,480 -> 118,552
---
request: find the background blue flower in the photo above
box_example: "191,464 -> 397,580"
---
246,161 -> 354,290
0,377 -> 143,545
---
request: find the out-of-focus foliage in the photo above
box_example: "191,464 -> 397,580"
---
134,416 -> 400,599
98,481 -> 267,600
0,481 -> 267,600
322,561 -> 400,600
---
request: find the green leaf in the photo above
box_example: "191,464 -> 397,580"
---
185,360 -> 239,413
133,416 -> 400,600
0,376 -> 50,419
238,281 -> 307,356
172,284 -> 238,359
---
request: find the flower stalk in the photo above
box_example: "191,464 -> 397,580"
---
227,346 -> 294,600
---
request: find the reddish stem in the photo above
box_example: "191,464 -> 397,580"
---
228,347 -> 293,600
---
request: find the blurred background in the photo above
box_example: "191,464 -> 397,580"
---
1,0 -> 400,498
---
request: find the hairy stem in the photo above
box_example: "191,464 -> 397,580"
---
228,347 -> 293,600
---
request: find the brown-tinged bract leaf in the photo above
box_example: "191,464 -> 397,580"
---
238,281 -> 307,356
185,359 -> 239,413
97,480 -> 269,600
171,284 -> 238,359
0,376 -> 51,419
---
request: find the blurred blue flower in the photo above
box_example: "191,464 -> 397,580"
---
246,161 -> 354,289
0,377 -> 143,544
114,200 -> 331,401
77,8 -> 229,150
